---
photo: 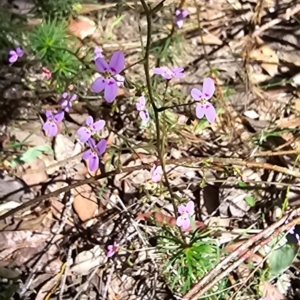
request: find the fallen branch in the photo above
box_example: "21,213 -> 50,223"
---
2,156 -> 300,221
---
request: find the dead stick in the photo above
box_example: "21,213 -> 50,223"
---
1,157 -> 300,221
252,4 -> 300,38
184,213 -> 300,299
253,149 -> 300,157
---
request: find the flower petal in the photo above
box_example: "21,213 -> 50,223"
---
152,67 -> 165,75
87,138 -> 96,149
96,139 -> 107,156
182,10 -> 189,18
175,19 -> 184,29
54,111 -> 65,122
82,149 -> 92,160
88,153 -> 99,171
109,50 -> 125,75
92,77 -> 106,93
45,110 -> 53,119
104,80 -> 118,103
150,165 -> 156,176
204,102 -> 216,123
152,170 -> 162,183
176,216 -> 184,227
181,218 -> 190,230
86,116 -> 93,126
77,127 -> 91,143
106,250 -> 114,257
191,88 -> 202,101
62,92 -> 68,99
92,120 -> 105,131
43,121 -> 57,137
178,205 -> 186,214
186,201 -> 195,214
136,103 -> 142,111
95,57 -> 109,73
70,94 -> 77,102
172,67 -> 184,78
42,121 -> 51,133
9,53 -> 17,63
114,74 -> 125,87
202,77 -> 215,99
153,67 -> 172,79
94,46 -> 103,61
60,100 -> 70,112
196,104 -> 205,119
16,47 -> 24,57
136,96 -> 146,110
139,110 -> 149,122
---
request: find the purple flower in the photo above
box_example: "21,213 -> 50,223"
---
153,66 -> 184,80
42,110 -> 65,137
288,226 -> 296,235
286,223 -> 300,243
191,77 -> 216,123
114,74 -> 125,87
94,46 -> 103,61
106,242 -> 119,257
91,50 -> 125,103
41,67 -> 52,80
150,165 -> 162,183
82,138 -> 107,171
175,9 -> 189,29
77,116 -> 106,143
296,233 -> 300,243
8,46 -> 24,64
176,200 -> 195,230
60,92 -> 77,112
136,96 -> 150,122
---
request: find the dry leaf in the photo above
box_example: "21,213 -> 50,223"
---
136,211 -> 206,232
35,273 -> 64,300
225,240 -> 263,265
293,99 -> 300,112
0,231 -> 52,251
51,198 -> 74,226
249,44 -> 279,76
78,4 -> 105,14
13,127 -> 48,147
68,16 -> 96,39
71,245 -> 106,275
259,280 -> 288,300
19,158 -> 48,186
276,117 -> 300,129
54,134 -> 74,162
12,244 -> 60,271
197,33 -> 223,45
26,18 -> 43,29
0,174 -> 34,204
248,72 -> 271,84
73,175 -> 98,222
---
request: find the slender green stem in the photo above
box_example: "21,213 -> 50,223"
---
157,101 -> 197,112
139,0 -> 180,222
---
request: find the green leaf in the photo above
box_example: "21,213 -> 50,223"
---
259,233 -> 298,279
9,145 -> 53,167
244,196 -> 256,207
238,181 -> 248,188
111,14 -> 125,27
268,242 -> 298,278
0,283 -> 19,300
